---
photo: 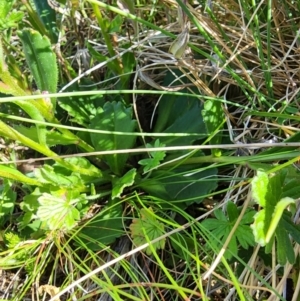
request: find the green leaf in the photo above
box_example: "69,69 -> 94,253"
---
138,167 -> 218,207
0,165 -> 41,186
237,225 -> 255,249
51,157 -> 104,182
139,139 -> 166,173
251,170 -> 269,206
36,192 -> 81,231
87,43 -> 119,75
58,81 -> 105,126
227,201 -> 239,222
154,72 -> 206,146
19,187 -> 46,230
0,179 -> 16,224
130,207 -> 165,255
18,29 -> 58,108
251,209 -> 267,246
33,159 -> 102,191
0,43 -> 50,146
161,109 -> 205,144
90,101 -> 137,175
0,10 -> 24,30
265,197 -> 295,243
214,209 -> 227,221
34,165 -> 83,190
112,168 -> 136,199
32,0 -> 58,43
15,125 -> 79,147
251,169 -> 298,264
119,50 -> 136,96
275,219 -> 295,265
77,199 -> 124,250
201,99 -> 224,157
281,167 -> 300,199
282,212 -> 300,244
0,0 -> 14,20
202,201 -> 255,259
109,14 -> 123,33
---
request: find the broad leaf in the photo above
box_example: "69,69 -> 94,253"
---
251,170 -> 298,264
130,207 -> 165,255
18,29 -> 58,108
202,201 -> 255,260
0,0 -> 14,20
36,192 -> 82,231
34,165 -> 83,189
138,167 -> 218,207
154,70 -> 206,146
202,99 -> 224,157
33,0 -> 58,43
58,81 -> 105,126
90,101 -> 137,175
112,168 -> 136,199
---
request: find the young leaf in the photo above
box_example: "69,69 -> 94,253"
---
138,139 -> 166,173
0,0 -> 14,20
169,22 -> 190,59
0,0 -> 24,30
251,170 -> 298,264
251,210 -> 267,246
251,170 -> 269,206
265,197 -> 295,243
130,207 -> 165,255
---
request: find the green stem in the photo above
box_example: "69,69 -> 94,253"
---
161,151 -> 300,167
0,120 -> 104,178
